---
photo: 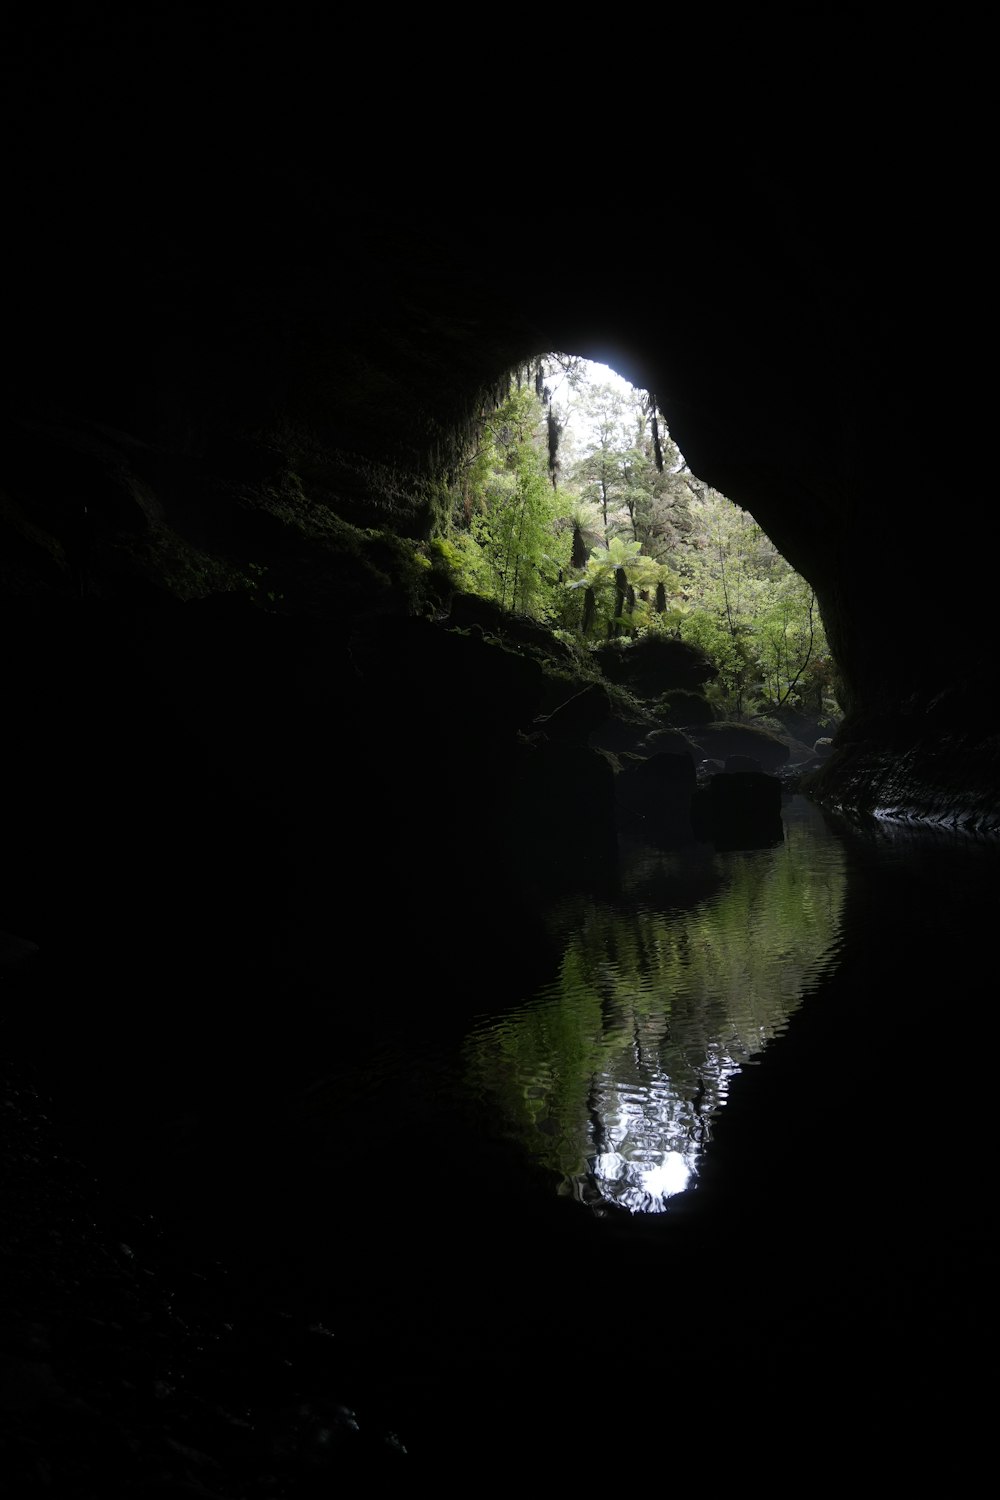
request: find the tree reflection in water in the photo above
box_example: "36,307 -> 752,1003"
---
463,796 -> 846,1213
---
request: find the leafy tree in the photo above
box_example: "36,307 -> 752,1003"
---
434,356 -> 835,723
471,438 -> 565,616
563,536 -> 679,640
441,383 -> 569,619
561,497 -> 604,569
571,380 -> 632,534
755,570 -> 821,709
680,492 -> 832,716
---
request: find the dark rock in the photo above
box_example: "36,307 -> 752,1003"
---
655,689 -> 716,727
710,769 -> 782,816
508,740 -> 618,896
725,753 -> 763,772
639,727 -> 700,758
588,715 -> 657,755
534,683 -> 612,743
446,593 -> 571,663
0,931 -> 38,968
697,758 -> 727,781
691,771 -> 784,849
766,705 -> 841,745
616,751 -> 696,820
592,637 -> 718,697
356,614 -> 545,737
688,722 -> 791,772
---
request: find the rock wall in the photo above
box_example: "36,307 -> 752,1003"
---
2,19 -> 996,834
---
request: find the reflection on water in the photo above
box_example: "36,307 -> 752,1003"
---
463,796 -> 846,1214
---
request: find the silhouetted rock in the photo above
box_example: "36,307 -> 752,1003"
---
616,749 -> 696,832
656,689 -> 716,727
689,722 -> 791,772
639,727 -> 700,758
692,770 -> 784,849
726,753 -> 763,772
592,637 -> 718,697
534,683 -> 613,742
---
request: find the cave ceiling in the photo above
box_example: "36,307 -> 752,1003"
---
2,18 -> 996,820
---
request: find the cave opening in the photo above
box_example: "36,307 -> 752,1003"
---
431,348 -> 841,757
2,21 -> 999,1490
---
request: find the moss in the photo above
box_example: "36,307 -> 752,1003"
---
99,523 -> 256,602
654,689 -> 715,727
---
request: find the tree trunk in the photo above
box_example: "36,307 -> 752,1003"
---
612,566 -> 628,638
582,585 -> 595,636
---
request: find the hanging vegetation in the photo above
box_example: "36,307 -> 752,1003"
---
430,354 -> 838,721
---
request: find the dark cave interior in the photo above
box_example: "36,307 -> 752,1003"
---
2,15 -> 998,1492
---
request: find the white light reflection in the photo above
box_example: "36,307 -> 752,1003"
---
576,1057 -> 740,1213
637,1151 -> 691,1198
588,1147 -> 692,1205
463,798 -> 848,1218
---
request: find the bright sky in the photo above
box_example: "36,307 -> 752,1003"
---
582,359 -> 636,393
544,356 -> 640,449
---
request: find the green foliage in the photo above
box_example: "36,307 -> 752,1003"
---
470,439 -> 567,617
426,532 -> 490,599
679,604 -> 751,703
563,544 -> 679,641
437,382 -> 572,620
102,523 -> 254,602
679,493 -> 834,718
431,356 -> 836,723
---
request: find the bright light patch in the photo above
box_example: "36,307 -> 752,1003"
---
640,1151 -> 691,1198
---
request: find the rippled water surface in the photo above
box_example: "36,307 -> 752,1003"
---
242,792 -> 1000,1472
461,795 -> 847,1213
303,795 -> 849,1224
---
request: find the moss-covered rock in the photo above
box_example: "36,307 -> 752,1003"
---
686,721 -> 791,772
592,636 -> 719,698
655,689 -> 716,727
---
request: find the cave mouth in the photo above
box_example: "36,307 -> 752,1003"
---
3,40 -> 999,1487
434,350 -> 840,741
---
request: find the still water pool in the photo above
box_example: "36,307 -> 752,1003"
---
230,793 -> 1000,1477
462,795 -> 846,1215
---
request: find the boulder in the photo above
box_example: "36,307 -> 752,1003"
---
639,727 -> 700,758
588,714 -> 658,755
447,593 -> 572,663
508,740 -> 618,894
689,721 -> 790,772
616,750 -> 696,816
534,683 -> 612,743
725,753 -> 763,772
692,770 -> 784,850
655,689 -> 716,727
592,636 -> 718,697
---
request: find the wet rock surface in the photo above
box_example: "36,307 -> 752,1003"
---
805,713 -> 1000,835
